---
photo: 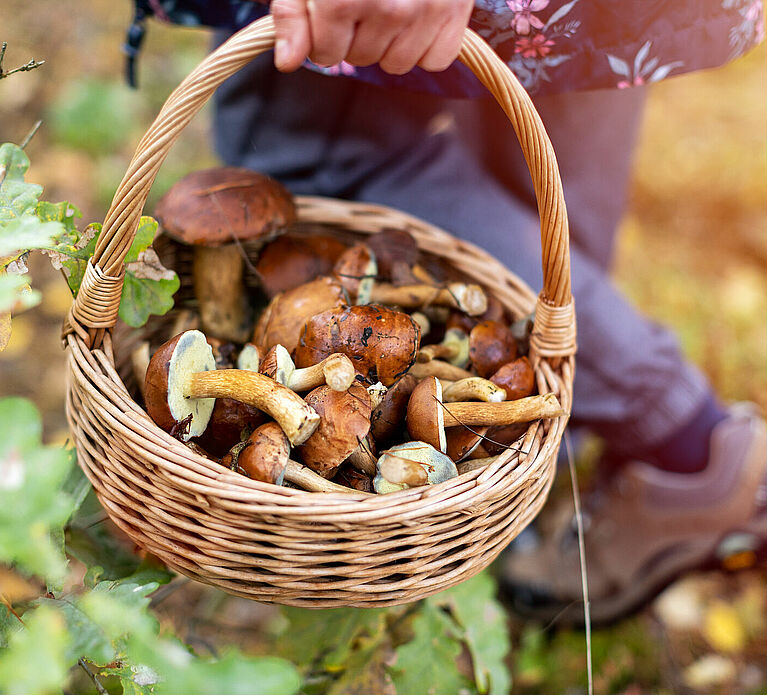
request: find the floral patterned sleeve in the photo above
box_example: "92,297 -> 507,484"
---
132,0 -> 764,97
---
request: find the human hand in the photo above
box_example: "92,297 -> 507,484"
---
270,0 -> 474,75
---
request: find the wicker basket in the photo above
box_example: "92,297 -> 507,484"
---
63,16 -> 576,608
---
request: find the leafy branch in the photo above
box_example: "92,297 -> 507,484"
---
0,42 -> 45,80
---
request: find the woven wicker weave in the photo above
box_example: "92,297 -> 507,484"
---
64,16 -> 576,607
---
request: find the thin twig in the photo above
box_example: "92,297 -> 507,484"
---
0,42 -> 45,79
19,120 -> 42,150
0,592 -> 25,625
565,431 -> 592,695
78,658 -> 109,695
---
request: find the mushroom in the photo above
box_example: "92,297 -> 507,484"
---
468,320 -> 518,378
417,327 -> 470,367
295,304 -> 421,387
408,360 -> 474,382
333,463 -> 374,493
365,229 -> 420,284
333,243 -> 377,304
297,383 -> 374,478
446,427 -> 489,462
490,356 -> 536,401
406,376 -> 565,452
206,336 -> 237,369
445,294 -> 506,334
255,233 -> 348,298
155,167 -> 297,342
144,330 -> 320,445
440,377 -> 506,403
259,345 -> 355,392
370,373 -> 417,444
228,427 -> 368,493
252,275 -> 346,353
236,342 -> 262,371
373,441 -> 458,494
368,281 -> 487,316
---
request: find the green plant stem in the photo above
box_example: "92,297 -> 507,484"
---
19,120 -> 42,150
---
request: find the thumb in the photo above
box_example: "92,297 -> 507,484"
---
271,0 -> 312,72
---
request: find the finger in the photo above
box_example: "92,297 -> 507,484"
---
417,5 -> 471,72
345,1 -> 419,67
272,0 -> 312,71
376,4 -> 442,75
307,0 -> 358,67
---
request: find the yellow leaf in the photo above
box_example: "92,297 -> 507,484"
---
704,600 -> 747,653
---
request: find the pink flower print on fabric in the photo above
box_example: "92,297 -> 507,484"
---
514,32 -> 556,58
506,0 -> 549,35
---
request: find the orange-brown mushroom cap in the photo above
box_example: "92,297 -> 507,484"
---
295,304 -> 420,386
405,377 -> 446,453
155,167 -> 296,246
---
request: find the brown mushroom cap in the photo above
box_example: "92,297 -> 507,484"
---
333,244 -> 377,303
295,304 -> 421,386
469,320 -> 518,378
237,423 -> 291,485
297,383 -> 373,478
144,331 -> 216,440
194,398 -> 266,458
371,373 -> 417,444
252,276 -> 346,353
406,376 -> 446,453
365,229 -> 419,282
255,233 -> 348,298
490,357 -> 536,401
445,295 -> 507,334
446,426 -> 489,462
155,167 -> 296,246
333,463 -> 374,493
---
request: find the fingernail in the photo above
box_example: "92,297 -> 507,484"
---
275,39 -> 290,69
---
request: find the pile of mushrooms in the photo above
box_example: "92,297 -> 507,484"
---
138,167 -> 567,495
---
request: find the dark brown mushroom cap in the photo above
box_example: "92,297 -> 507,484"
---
236,423 -> 291,484
333,243 -> 377,301
365,229 -> 419,282
193,399 -> 267,458
371,374 -> 417,444
252,276 -> 346,353
297,383 -> 373,478
469,320 -> 518,378
206,337 -> 237,369
446,426 -> 488,462
446,295 -> 507,334
333,463 -> 374,493
155,167 -> 296,246
406,377 -> 446,453
490,356 -> 536,401
294,304 -> 420,387
255,233 -> 348,298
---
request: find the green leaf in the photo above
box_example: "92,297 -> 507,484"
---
0,272 -> 41,314
0,215 -> 63,257
325,619 -> 394,695
389,602 -> 470,695
149,643 -> 302,695
99,660 -> 158,695
277,606 -> 390,673
0,398 -> 77,585
0,143 -> 43,221
118,216 -> 179,327
431,573 -> 512,695
0,605 -> 72,695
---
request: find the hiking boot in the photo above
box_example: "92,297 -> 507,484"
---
500,404 -> 767,626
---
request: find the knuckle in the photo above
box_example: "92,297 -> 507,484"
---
377,0 -> 413,23
325,0 -> 358,19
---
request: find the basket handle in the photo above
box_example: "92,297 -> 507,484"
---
65,15 -> 575,359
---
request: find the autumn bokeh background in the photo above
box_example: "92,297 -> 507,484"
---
2,0 -> 767,692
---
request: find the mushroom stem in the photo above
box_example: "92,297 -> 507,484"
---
185,369 -> 320,445
285,460 -> 372,494
417,328 -> 469,367
346,435 -> 377,476
409,360 -> 474,381
289,353 -> 356,392
442,393 -> 566,427
193,245 -> 250,343
441,377 -> 506,403
369,282 -> 487,316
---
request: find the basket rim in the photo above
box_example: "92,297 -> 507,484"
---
68,196 -> 573,519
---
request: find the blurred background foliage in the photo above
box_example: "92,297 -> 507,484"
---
1,0 -> 766,692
